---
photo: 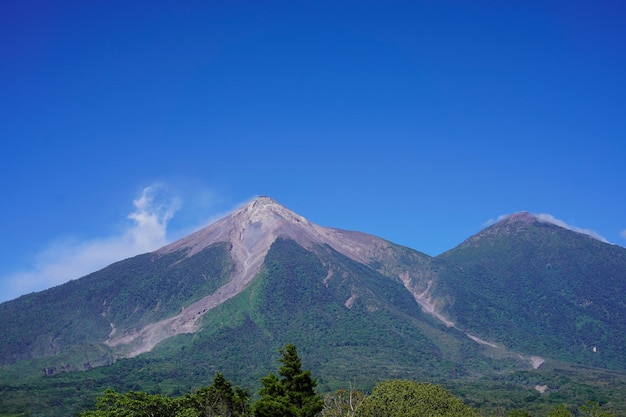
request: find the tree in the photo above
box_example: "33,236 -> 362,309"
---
579,401 -> 616,417
80,373 -> 250,417
509,411 -> 533,417
253,343 -> 323,417
187,372 -> 251,417
355,379 -> 476,417
79,389 -> 187,417
548,404 -> 573,417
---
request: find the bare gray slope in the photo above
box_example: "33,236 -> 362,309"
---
105,196 -> 414,357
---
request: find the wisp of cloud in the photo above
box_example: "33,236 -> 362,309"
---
485,212 -> 610,244
0,184 -> 181,303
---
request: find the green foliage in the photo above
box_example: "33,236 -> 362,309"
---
79,389 -> 183,417
509,411 -> 533,417
79,373 -> 251,417
185,372 -> 251,417
579,401 -> 616,417
547,404 -> 573,416
253,343 -> 323,417
355,379 -> 476,417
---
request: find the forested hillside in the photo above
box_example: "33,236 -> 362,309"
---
430,215 -> 626,369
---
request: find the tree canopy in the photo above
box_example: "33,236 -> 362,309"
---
78,344 -> 613,417
355,379 -> 476,417
79,373 -> 250,417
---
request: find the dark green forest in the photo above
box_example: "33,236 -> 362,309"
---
431,220 -> 626,370
70,344 -> 620,417
56,344 -> 617,417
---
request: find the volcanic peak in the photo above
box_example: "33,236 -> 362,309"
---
498,211 -> 539,225
106,196 -> 395,356
232,196 -> 311,230
106,196 -> 313,356
159,196 -> 307,257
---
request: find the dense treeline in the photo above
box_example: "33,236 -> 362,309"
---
79,344 -> 321,417
78,344 -> 617,417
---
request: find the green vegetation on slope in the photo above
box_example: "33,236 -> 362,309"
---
77,345 -> 479,417
0,243 -> 233,371
431,220 -> 626,369
75,356 -> 621,417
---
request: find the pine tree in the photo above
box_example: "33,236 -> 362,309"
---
253,344 -> 323,417
191,372 -> 251,417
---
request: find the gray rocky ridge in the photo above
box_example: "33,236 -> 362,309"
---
104,196 -> 403,357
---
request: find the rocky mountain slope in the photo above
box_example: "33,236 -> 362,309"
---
104,196 -> 435,357
0,197 -> 438,370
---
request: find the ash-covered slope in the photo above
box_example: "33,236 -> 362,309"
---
430,212 -> 626,369
104,196 -> 437,356
0,197 -> 439,370
160,196 -> 425,276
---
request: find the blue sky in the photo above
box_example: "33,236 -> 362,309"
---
1,1 -> 625,302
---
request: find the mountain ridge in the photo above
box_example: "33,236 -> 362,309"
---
430,213 -> 626,369
3,197 -> 622,367
3,196 -> 626,417
103,196 -> 435,358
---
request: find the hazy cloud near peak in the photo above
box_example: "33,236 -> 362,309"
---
486,212 -> 609,244
0,184 -> 181,303
533,213 -> 610,244
621,230 -> 626,240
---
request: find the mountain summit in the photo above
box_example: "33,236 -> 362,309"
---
107,197 -> 417,356
432,211 -> 626,369
161,196 -> 386,268
106,196 -> 326,355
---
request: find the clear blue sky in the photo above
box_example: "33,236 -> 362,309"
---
1,1 -> 625,302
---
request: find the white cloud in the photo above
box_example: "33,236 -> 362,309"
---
483,214 -> 512,227
1,184 -> 181,303
127,184 -> 181,250
485,212 -> 610,244
621,230 -> 626,240
533,213 -> 610,244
